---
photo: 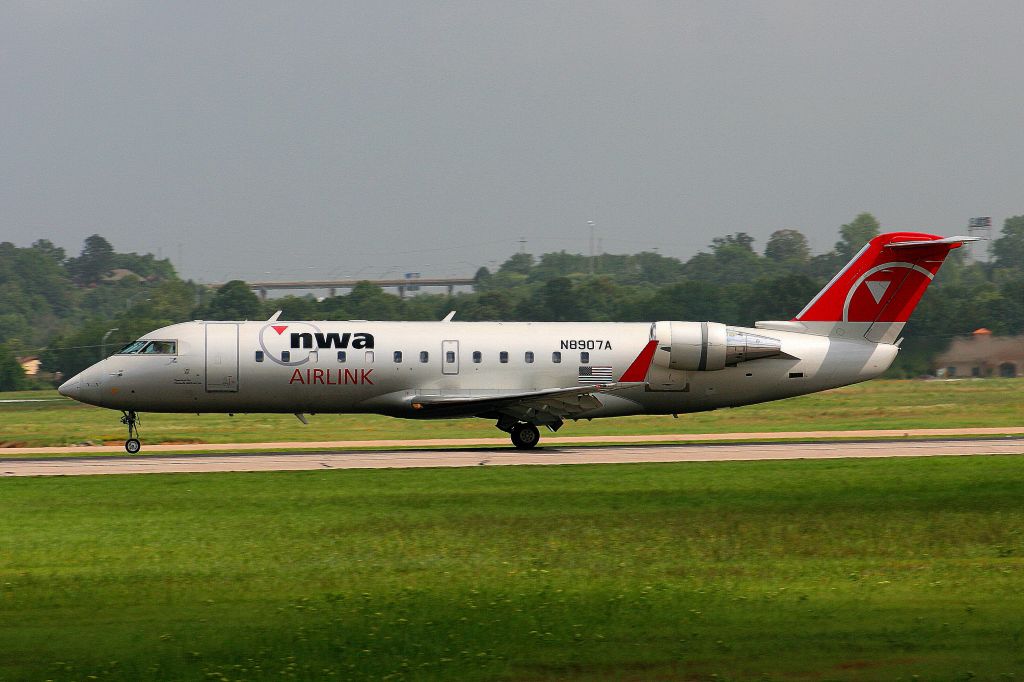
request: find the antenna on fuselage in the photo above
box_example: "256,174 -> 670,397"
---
441,311 -> 456,322
267,310 -> 283,322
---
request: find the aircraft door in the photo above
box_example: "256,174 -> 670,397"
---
441,340 -> 459,375
205,323 -> 239,392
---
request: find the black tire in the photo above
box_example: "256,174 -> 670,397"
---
510,423 -> 540,449
125,438 -> 141,454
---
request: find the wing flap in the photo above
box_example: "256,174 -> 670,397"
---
408,383 -> 641,420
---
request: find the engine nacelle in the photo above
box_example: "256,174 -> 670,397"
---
652,321 -> 782,371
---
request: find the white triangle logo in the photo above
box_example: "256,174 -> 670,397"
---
866,280 -> 890,304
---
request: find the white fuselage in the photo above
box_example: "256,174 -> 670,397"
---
64,319 -> 898,420
59,231 -> 966,451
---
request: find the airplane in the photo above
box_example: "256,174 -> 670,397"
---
59,232 -> 974,453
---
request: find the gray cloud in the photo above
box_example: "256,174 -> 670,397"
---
3,1 -> 1022,281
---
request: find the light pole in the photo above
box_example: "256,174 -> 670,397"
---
101,328 -> 119,360
967,217 -> 991,262
587,220 -> 595,275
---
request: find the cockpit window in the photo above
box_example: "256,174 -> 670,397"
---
117,341 -> 147,354
118,340 -> 177,355
141,340 -> 177,354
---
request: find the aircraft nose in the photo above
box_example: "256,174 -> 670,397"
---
57,364 -> 104,405
57,374 -> 81,399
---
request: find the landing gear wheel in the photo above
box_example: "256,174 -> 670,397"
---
120,410 -> 141,454
510,423 -> 540,450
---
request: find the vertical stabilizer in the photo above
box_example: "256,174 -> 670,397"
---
793,233 -> 975,343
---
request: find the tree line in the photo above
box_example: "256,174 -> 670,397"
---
1,214 -> 1021,389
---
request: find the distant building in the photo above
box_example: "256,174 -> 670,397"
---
934,329 -> 1023,378
101,268 -> 144,282
16,356 -> 41,377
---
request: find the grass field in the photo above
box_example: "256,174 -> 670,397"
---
2,455 -> 1024,680
1,379 -> 1021,448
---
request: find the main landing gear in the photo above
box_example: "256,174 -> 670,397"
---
509,422 -> 540,450
496,416 -> 552,449
121,410 -> 141,454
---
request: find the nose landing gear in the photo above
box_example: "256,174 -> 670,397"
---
121,410 -> 141,454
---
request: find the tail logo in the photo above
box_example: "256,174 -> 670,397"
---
793,232 -> 972,340
866,280 -> 890,303
842,263 -> 933,323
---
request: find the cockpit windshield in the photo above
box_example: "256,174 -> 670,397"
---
118,340 -> 147,354
118,340 -> 177,355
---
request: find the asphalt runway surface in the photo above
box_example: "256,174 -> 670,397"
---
1,437 -> 1021,477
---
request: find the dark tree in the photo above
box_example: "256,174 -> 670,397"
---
684,233 -> 765,285
0,345 -> 27,391
742,274 -> 821,322
764,229 -> 810,264
473,266 -> 491,286
68,234 -> 115,285
31,239 -> 66,263
632,251 -> 686,286
346,282 -> 403,319
274,295 -> 319,321
203,281 -> 262,320
835,213 -> 880,260
711,232 -> 755,253
498,253 -> 534,275
529,251 -> 589,282
539,277 -> 579,321
992,215 -> 1024,272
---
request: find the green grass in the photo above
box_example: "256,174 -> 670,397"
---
0,379 -> 1021,448
2,456 -> 1024,680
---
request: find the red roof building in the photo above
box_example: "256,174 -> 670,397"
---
934,330 -> 1023,378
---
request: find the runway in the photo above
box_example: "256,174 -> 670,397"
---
1,437 -> 1021,477
6,426 -> 1024,456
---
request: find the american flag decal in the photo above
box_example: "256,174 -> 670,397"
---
578,366 -> 614,384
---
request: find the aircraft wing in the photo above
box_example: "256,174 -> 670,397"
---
407,383 -> 643,422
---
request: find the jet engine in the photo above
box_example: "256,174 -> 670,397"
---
652,321 -> 782,371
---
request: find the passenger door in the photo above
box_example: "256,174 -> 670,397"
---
441,340 -> 459,375
205,323 -> 239,392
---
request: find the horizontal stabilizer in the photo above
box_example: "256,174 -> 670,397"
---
885,236 -> 978,248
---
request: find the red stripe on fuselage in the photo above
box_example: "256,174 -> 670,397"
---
618,340 -> 658,382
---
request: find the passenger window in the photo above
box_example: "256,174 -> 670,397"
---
281,350 -> 291,362
580,351 -> 590,364
499,351 -> 508,364
552,351 -> 562,363
255,350 -> 264,363
446,351 -> 456,363
472,351 -> 482,363
337,351 -> 346,363
394,351 -> 403,363
525,351 -> 534,363
420,351 -> 429,363
365,351 -> 375,363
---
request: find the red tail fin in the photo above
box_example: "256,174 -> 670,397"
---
794,232 -> 973,342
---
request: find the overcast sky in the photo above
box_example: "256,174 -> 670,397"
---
2,1 -> 1022,282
